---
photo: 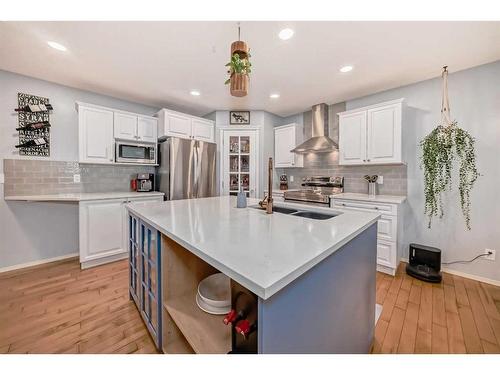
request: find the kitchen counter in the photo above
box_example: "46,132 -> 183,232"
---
333,192 -> 406,204
4,191 -> 164,202
127,196 -> 379,299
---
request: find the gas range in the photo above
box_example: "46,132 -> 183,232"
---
283,176 -> 344,206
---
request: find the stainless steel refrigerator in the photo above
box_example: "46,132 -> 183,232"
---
157,137 -> 217,200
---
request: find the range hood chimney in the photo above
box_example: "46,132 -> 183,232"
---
291,103 -> 338,153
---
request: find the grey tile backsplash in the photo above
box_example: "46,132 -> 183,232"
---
3,159 -> 155,196
276,150 -> 407,196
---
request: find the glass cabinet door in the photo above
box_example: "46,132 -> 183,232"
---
139,222 -> 162,349
223,131 -> 257,198
128,215 -> 140,305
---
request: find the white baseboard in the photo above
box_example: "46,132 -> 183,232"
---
0,253 -> 79,274
80,252 -> 128,269
400,258 -> 500,287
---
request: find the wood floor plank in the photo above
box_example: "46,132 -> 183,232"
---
443,284 -> 459,314
380,307 -> 406,353
397,302 -> 419,353
463,279 -> 497,345
408,283 -> 422,305
446,311 -> 466,353
380,292 -> 398,322
432,286 -> 447,327
431,323 -> 448,353
453,275 -> 470,307
372,319 -> 389,354
458,306 -> 483,353
395,289 -> 409,310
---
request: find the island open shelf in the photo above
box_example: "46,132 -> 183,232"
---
161,235 -> 232,354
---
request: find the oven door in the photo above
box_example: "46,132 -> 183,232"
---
116,142 -> 156,164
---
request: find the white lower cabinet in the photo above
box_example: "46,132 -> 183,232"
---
332,197 -> 403,275
79,196 -> 163,268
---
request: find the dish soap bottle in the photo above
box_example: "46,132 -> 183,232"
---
237,186 -> 247,208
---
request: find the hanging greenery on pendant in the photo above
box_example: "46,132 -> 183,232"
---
225,23 -> 252,97
420,66 -> 479,230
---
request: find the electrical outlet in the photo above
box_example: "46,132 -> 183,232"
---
73,174 -> 81,183
377,176 -> 384,184
290,175 -> 294,182
484,249 -> 496,261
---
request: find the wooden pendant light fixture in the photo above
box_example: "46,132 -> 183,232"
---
227,23 -> 251,97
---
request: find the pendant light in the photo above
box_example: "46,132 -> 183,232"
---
225,22 -> 251,97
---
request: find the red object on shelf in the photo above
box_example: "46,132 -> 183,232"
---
223,310 -> 237,325
131,179 -> 137,191
235,319 -> 251,339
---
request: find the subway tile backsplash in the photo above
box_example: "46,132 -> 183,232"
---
3,159 -> 155,196
276,154 -> 407,196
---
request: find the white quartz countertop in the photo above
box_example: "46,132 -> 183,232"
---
126,196 -> 380,299
333,193 -> 406,204
4,191 -> 164,202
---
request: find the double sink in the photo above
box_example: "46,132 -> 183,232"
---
251,205 -> 339,220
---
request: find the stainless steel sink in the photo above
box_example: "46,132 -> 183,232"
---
290,211 -> 337,220
271,206 -> 299,215
250,205 -> 338,220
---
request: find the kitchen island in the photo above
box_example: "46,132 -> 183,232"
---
126,196 -> 380,354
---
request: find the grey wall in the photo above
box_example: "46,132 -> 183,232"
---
0,70 -> 159,269
346,61 -> 500,282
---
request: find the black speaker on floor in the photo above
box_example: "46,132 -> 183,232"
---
406,243 -> 442,283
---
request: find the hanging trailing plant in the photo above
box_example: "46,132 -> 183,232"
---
420,67 -> 479,230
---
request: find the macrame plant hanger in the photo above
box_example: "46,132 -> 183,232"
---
441,66 -> 453,127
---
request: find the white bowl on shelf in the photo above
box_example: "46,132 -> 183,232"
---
197,273 -> 231,308
195,293 -> 231,315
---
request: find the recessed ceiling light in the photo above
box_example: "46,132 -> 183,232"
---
278,28 -> 294,40
340,65 -> 353,73
190,90 -> 201,96
270,93 -> 280,99
47,41 -> 67,52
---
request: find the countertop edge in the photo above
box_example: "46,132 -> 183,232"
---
4,191 -> 165,202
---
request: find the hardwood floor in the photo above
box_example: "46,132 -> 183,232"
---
1,258 -> 499,354
0,258 -> 157,354
373,264 -> 500,354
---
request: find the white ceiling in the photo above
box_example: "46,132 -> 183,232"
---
1,21 -> 499,117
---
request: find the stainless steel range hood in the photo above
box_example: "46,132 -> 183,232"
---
291,103 -> 338,153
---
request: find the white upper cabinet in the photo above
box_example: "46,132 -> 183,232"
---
78,105 -> 114,164
137,116 -> 158,143
274,123 -> 304,168
78,102 -> 158,165
338,99 -> 404,166
338,112 -> 367,165
157,109 -> 215,142
366,103 -> 402,164
192,118 -> 215,142
114,112 -> 138,141
114,112 -> 157,143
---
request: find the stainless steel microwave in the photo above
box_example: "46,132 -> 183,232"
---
115,141 -> 156,164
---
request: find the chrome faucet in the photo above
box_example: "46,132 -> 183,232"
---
258,157 -> 273,214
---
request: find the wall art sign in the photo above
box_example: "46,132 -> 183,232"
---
229,111 -> 250,125
17,93 -> 51,157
